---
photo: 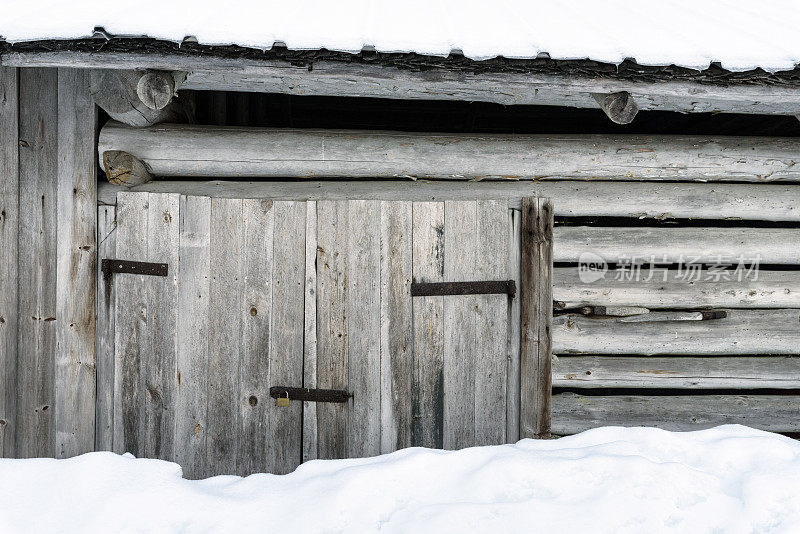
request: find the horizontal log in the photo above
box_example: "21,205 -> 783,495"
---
553,356 -> 800,389
89,70 -> 183,127
98,122 -> 800,181
97,180 -> 800,222
554,268 -> 800,309
551,393 -> 800,434
553,309 -> 800,355
7,51 -> 800,116
554,227 -> 800,264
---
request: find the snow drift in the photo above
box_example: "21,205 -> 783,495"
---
2,425 -> 800,532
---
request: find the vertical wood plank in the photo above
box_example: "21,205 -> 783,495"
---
520,197 -> 553,438
410,202 -> 445,449
113,192 -> 149,455
95,205 -> 116,450
142,193 -> 179,460
443,201 -> 478,450
175,194 -> 211,478
473,200 -> 509,446
16,67 -> 58,458
268,201 -> 306,473
0,66 -> 19,457
347,200 -> 381,458
302,201 -> 318,463
236,199 -> 274,474
56,68 -> 98,457
207,197 -> 242,474
379,201 -> 413,454
506,208 -> 522,443
315,200 -> 349,459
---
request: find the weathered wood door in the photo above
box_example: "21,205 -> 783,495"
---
110,194 -> 525,477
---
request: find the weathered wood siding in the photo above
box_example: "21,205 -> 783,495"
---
0,67 -> 98,458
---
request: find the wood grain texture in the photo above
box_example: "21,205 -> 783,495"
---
520,198 -> 554,439
95,205 -> 116,450
554,268 -> 800,309
99,122 -> 800,181
302,202 -> 318,463
99,179 -> 800,222
554,226 -> 800,264
553,308 -> 800,355
506,208 -> 522,444
16,67 -> 58,458
410,202 -> 445,449
552,393 -> 800,434
267,201 -> 306,474
553,355 -> 800,389
379,201 -> 413,453
88,70 -> 181,127
0,66 -> 18,457
174,194 -> 211,478
56,68 -> 98,458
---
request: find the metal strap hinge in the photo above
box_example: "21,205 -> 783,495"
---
269,387 -> 352,403
101,259 -> 169,277
411,280 -> 516,298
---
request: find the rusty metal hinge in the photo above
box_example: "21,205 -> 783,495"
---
269,386 -> 352,404
101,258 -> 169,277
411,280 -> 516,298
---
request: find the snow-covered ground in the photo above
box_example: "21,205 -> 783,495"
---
1,425 -> 799,533
2,1 -> 800,71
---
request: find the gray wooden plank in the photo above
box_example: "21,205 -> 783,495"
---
410,202 -> 445,449
95,205 -> 116,451
113,191 -> 149,456
443,201 -> 478,450
55,67 -> 98,458
552,393 -> 800,434
236,199 -> 274,475
554,268 -> 800,310
302,201 -> 318,463
520,198 -> 554,439
174,194 -> 211,478
16,67 -> 58,458
142,193 -> 180,461
553,308 -> 800,355
553,356 -> 800,389
206,197 -> 242,474
346,200 -> 381,458
506,207 -> 521,444
268,201 -> 306,473
473,200 -> 509,446
99,179 -> 800,223
0,66 -> 19,458
379,201 -> 414,453
315,200 -> 349,459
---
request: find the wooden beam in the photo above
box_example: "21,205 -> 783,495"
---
553,309 -> 800,355
98,179 -> 800,222
520,197 -> 553,439
55,68 -> 98,458
0,66 -> 19,458
593,92 -> 639,124
102,150 -> 153,186
98,122 -> 800,181
554,227 -> 800,264
89,70 -> 183,127
552,393 -> 800,434
6,51 -> 800,116
553,356 -> 800,389
554,268 -> 800,309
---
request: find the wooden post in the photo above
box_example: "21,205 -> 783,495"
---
55,68 -> 98,458
0,66 -> 19,458
520,197 -> 553,439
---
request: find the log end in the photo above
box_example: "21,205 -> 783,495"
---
136,71 -> 175,110
593,91 -> 639,125
102,150 -> 153,186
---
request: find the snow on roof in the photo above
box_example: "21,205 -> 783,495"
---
3,0 -> 800,72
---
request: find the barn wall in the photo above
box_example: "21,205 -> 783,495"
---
0,66 -> 97,459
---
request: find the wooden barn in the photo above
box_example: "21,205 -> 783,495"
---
1,5 -> 800,478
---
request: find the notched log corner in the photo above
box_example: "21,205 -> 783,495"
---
102,150 -> 152,186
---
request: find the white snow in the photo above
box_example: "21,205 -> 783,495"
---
2,425 -> 800,533
2,1 -> 800,72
